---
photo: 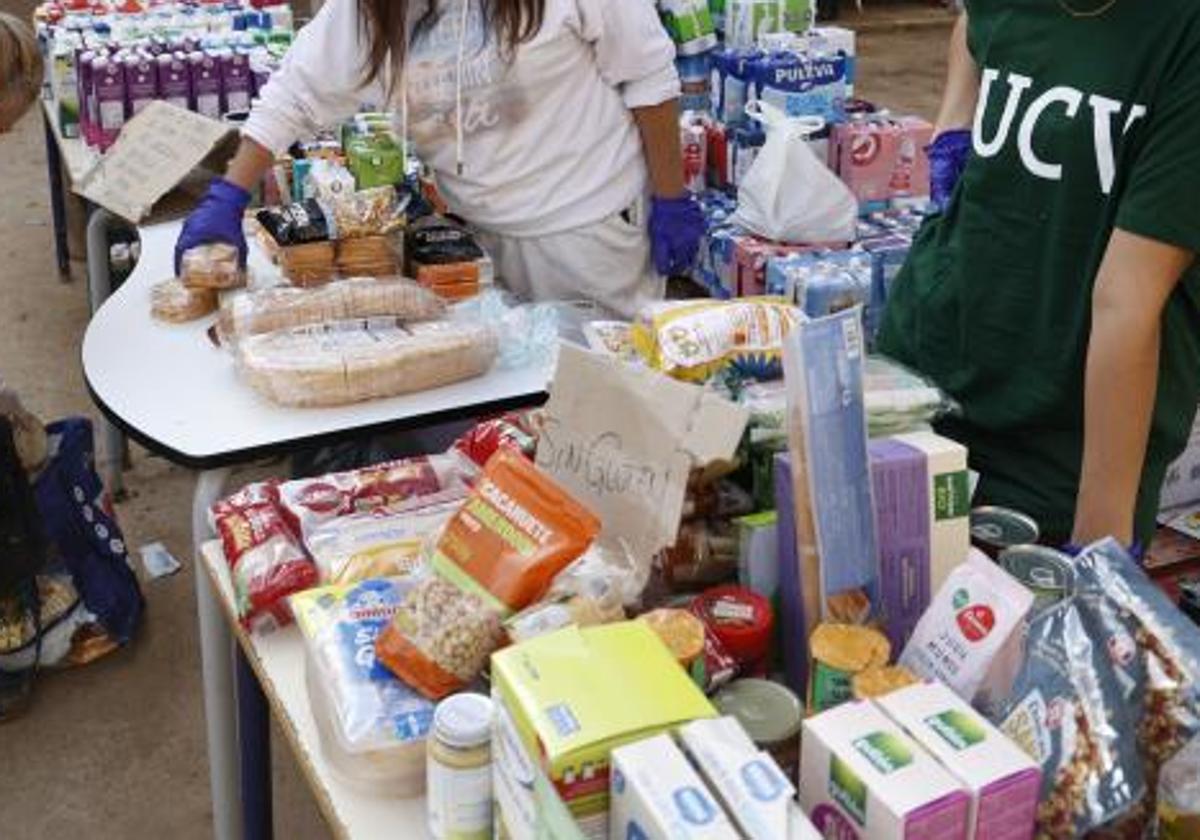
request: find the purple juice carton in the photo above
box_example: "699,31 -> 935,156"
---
220,49 -> 252,114
869,439 -> 931,652
92,55 -> 128,151
157,52 -> 192,111
124,52 -> 159,117
189,51 -> 223,118
76,49 -> 98,146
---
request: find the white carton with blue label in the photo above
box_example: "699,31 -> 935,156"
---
677,717 -> 821,840
610,734 -> 740,840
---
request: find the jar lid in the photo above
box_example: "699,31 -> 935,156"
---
713,679 -> 803,745
433,693 -> 494,750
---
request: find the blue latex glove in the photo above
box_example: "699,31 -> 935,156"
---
926,129 -> 972,212
649,194 -> 705,277
174,177 -> 252,273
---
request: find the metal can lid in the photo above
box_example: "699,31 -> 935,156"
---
712,678 -> 804,745
999,545 -> 1075,592
432,693 -> 493,750
971,506 -> 1040,548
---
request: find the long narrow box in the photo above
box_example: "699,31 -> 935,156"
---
800,700 -> 970,840
889,431 -> 970,597
874,682 -> 1040,840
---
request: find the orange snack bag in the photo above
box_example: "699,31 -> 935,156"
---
376,449 -> 600,698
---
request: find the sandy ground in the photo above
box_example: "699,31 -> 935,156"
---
0,6 -> 950,838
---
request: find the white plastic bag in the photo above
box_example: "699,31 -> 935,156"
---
734,100 -> 857,244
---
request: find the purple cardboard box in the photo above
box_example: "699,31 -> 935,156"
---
157,52 -> 191,112
124,52 -> 158,117
189,51 -> 223,118
220,49 -> 252,114
77,49 -> 97,146
869,439 -> 932,652
92,55 -> 127,151
773,451 -> 809,697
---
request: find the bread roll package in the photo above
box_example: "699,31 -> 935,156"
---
151,279 -> 218,322
218,277 -> 447,342
236,318 -> 498,407
180,243 -> 245,290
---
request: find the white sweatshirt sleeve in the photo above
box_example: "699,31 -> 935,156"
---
573,0 -> 681,110
242,0 -> 387,154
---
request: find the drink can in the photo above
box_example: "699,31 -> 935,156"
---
681,114 -> 708,194
998,546 -> 1074,613
970,506 -> 1040,558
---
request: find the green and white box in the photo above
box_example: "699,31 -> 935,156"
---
610,734 -> 739,840
799,700 -> 970,840
873,682 -> 1041,840
892,431 -> 971,597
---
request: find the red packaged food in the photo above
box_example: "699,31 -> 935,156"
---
693,585 -> 774,677
278,452 -> 477,546
452,411 -> 541,468
210,481 -> 317,632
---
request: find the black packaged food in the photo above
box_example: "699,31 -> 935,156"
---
405,217 -> 484,267
990,539 -> 1200,838
257,200 -> 332,246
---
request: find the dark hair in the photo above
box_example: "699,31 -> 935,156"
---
356,0 -> 546,92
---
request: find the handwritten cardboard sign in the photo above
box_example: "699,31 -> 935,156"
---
77,101 -> 238,223
536,344 -> 749,560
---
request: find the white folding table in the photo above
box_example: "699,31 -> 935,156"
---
82,221 -> 553,840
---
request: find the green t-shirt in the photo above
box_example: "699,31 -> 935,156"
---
878,0 -> 1200,545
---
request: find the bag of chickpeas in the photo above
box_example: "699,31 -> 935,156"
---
375,449 -> 600,699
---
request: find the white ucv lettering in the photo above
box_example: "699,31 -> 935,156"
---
972,68 -> 1148,195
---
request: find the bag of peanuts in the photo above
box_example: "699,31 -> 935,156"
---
992,539 -> 1200,838
375,449 -> 600,699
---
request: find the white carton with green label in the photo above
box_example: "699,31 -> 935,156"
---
799,700 -> 970,840
891,431 -> 971,596
610,734 -> 740,840
677,717 -> 820,840
873,681 -> 1041,840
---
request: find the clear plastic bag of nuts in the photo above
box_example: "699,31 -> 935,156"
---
374,573 -> 505,701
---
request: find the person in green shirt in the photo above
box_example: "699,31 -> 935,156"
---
878,0 -> 1200,550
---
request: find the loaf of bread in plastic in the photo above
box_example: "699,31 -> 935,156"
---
180,243 -> 245,290
236,319 -> 498,407
151,279 -> 218,323
218,277 -> 446,341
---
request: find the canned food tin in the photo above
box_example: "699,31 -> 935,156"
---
999,545 -> 1074,611
971,506 -> 1040,558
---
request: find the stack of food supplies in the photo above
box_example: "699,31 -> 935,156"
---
151,242 -> 244,323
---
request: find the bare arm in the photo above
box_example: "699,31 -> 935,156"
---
223,136 -> 276,192
633,99 -> 686,199
1072,229 -> 1195,545
935,13 -> 979,134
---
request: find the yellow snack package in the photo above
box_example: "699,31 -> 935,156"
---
808,623 -> 891,713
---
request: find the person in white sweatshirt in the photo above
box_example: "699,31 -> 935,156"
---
175,0 -> 705,318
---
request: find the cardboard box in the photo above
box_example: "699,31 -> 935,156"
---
830,117 -> 934,207
610,734 -> 740,840
677,717 -> 820,840
874,682 -> 1040,840
890,431 -> 971,597
491,623 -> 716,840
799,700 -> 970,839
869,439 -> 932,652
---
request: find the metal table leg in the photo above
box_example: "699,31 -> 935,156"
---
237,645 -> 273,840
86,207 -> 130,499
193,467 -> 242,840
43,111 -> 70,280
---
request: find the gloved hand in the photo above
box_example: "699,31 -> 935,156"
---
926,129 -> 972,212
174,177 -> 252,273
649,194 -> 705,277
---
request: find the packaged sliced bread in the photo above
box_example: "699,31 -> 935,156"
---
217,277 -> 446,341
151,279 -> 218,323
180,243 -> 245,290
236,318 -> 498,407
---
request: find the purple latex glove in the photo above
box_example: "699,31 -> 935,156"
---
174,177 -> 252,273
926,129 -> 972,212
649,194 -> 705,277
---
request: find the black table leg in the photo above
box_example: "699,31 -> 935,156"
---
236,645 -> 273,840
43,111 -> 70,279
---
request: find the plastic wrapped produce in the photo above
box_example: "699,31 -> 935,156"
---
151,279 -> 217,323
234,319 -> 499,407
216,277 -> 446,342
292,578 -> 434,794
